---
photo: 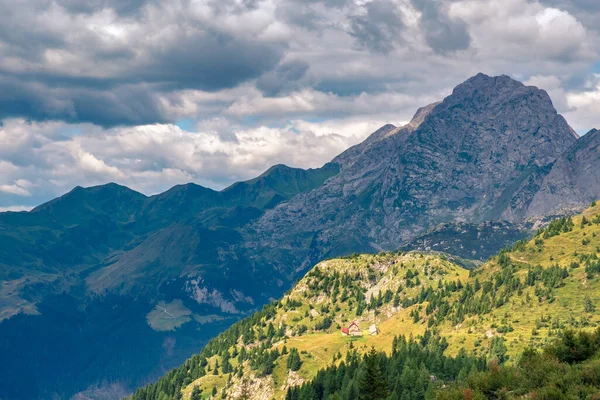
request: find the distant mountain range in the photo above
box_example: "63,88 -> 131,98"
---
1,73 -> 599,399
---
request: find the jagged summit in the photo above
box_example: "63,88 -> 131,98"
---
360,123 -> 397,145
334,102 -> 440,170
457,72 -> 523,88
405,101 -> 440,130
360,101 -> 441,146
253,73 -> 580,259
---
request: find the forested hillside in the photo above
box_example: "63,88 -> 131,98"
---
129,202 -> 600,399
293,328 -> 600,400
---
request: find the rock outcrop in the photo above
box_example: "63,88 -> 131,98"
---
525,128 -> 600,218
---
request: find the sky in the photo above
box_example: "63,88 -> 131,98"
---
0,0 -> 599,211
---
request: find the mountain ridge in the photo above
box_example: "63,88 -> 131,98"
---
249,72 -> 580,270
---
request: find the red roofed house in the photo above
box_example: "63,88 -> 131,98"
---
341,321 -> 362,337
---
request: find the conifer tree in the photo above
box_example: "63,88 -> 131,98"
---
585,297 -> 596,313
488,337 -> 508,364
190,385 -> 202,400
358,348 -> 388,400
287,348 -> 302,371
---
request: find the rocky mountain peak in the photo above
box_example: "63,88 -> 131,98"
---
525,128 -> 600,218
443,74 -> 575,141
253,73 -> 580,259
457,72 -> 522,90
412,73 -> 577,169
560,128 -> 599,159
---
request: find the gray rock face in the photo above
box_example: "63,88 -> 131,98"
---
400,221 -> 529,261
250,73 -> 580,265
525,129 -> 600,218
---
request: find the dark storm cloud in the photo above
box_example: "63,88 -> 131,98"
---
412,0 -> 471,54
0,77 -> 167,127
0,0 -> 596,131
256,60 -> 311,96
0,5 -> 67,62
56,0 -> 153,16
0,0 -> 286,126
349,0 -> 405,54
137,31 -> 283,92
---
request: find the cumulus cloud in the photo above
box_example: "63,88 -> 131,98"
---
0,205 -> 33,213
538,0 -> 600,33
224,87 -> 429,120
0,182 -> 31,197
562,74 -> 600,132
0,116 -> 398,207
349,0 -> 405,54
256,60 -> 312,96
449,0 -> 594,62
412,0 -> 471,54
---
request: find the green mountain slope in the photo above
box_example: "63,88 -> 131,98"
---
0,163 -> 339,400
130,202 -> 600,399
291,326 -> 600,400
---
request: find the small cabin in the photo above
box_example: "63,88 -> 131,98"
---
348,321 -> 362,336
369,324 -> 379,335
341,327 -> 349,335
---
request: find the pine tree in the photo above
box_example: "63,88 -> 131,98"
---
585,297 -> 596,313
287,348 -> 302,371
222,350 -> 232,374
190,385 -> 202,400
358,348 -> 388,400
488,337 -> 508,364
